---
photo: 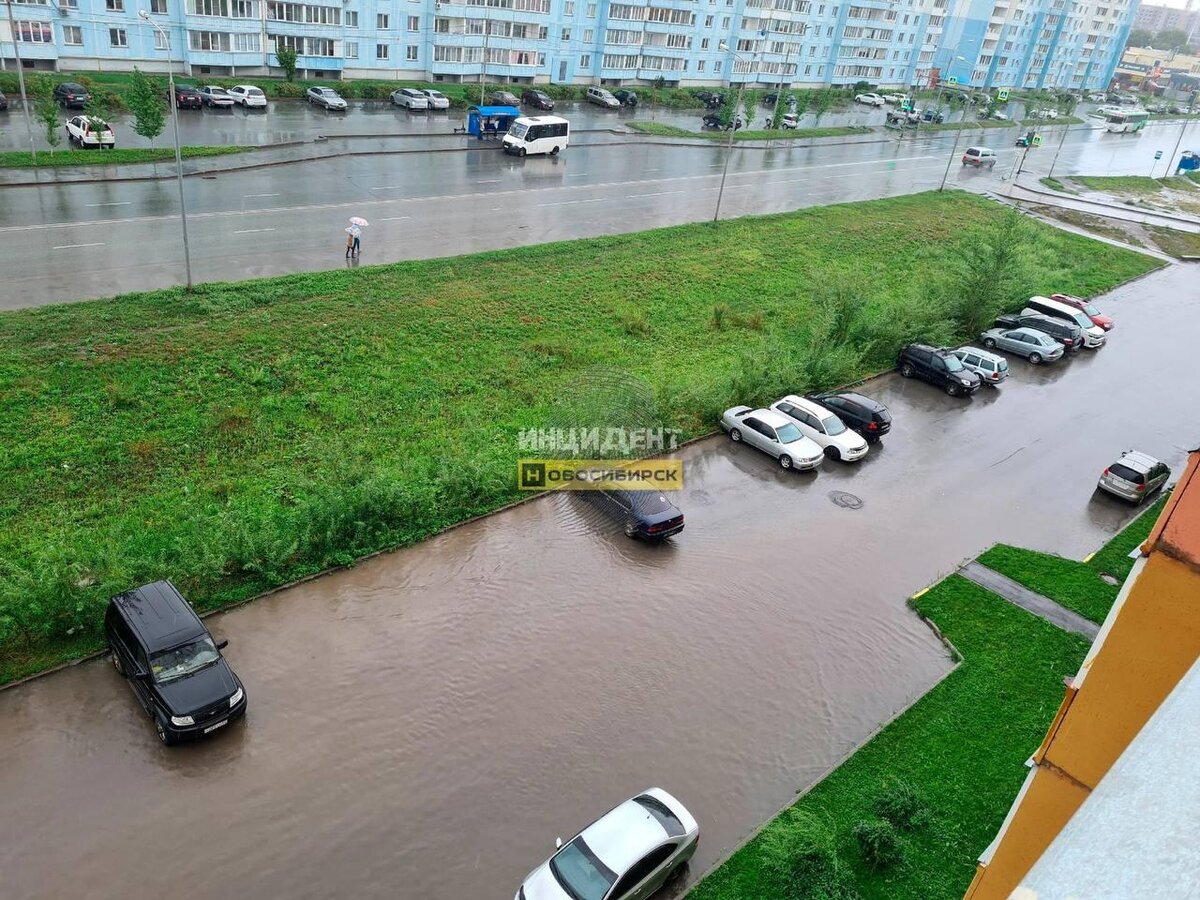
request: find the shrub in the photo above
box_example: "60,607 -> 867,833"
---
854,818 -> 906,871
273,81 -> 305,98
745,310 -> 765,331
710,302 -> 729,330
355,82 -> 391,100
619,311 -> 651,336
873,779 -> 929,830
760,811 -> 856,898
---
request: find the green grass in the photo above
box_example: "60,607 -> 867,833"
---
915,118 -> 1016,132
1146,225 -> 1200,259
1038,176 -> 1078,195
0,146 -> 252,169
1072,174 -> 1197,195
0,192 -> 1160,684
689,576 -> 1090,900
627,122 -> 873,141
1019,115 -> 1085,126
1087,495 -> 1169,581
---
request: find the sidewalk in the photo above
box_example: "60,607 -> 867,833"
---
1005,175 -> 1200,233
959,561 -> 1100,640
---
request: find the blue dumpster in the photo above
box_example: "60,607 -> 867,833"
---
1177,151 -> 1199,173
467,105 -> 521,140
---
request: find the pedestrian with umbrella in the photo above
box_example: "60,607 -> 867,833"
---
345,216 -> 369,258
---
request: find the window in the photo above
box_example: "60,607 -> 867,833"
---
345,10 -> 357,25
580,53 -> 590,66
697,60 -> 705,70
231,0 -> 256,14
406,44 -> 418,60
376,42 -> 388,59
407,14 -> 419,30
583,28 -> 592,41
233,31 -> 259,50
561,27 -> 570,40
715,60 -> 722,71
16,20 -> 53,42
564,0 -> 573,12
377,12 -> 388,28
344,40 -> 357,57
151,0 -> 168,11
191,0 -> 227,14
63,24 -> 83,44
109,27 -> 127,46
587,2 -> 595,14
721,15 -> 730,27
435,17 -> 449,31
189,30 -> 230,50
704,13 -> 713,25
105,0 -> 123,9
700,37 -> 708,48
154,29 -> 170,49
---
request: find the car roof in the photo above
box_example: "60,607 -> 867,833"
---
60,82 -> 86,89
904,342 -> 940,354
1118,451 -> 1161,472
750,408 -> 795,429
579,798 -> 673,875
777,395 -> 832,418
966,146 -> 994,153
110,580 -> 207,653
1008,327 -> 1053,340
957,345 -> 1005,362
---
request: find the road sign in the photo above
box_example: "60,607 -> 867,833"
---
1032,134 -> 1043,147
997,89 -> 1009,101
1154,150 -> 1163,160
946,76 -> 959,86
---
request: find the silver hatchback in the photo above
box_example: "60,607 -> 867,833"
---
1097,451 -> 1171,503
952,346 -> 1009,386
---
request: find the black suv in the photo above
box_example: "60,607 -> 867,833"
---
613,89 -> 638,107
808,391 -> 892,442
588,488 -> 685,540
521,89 -> 554,110
897,344 -> 981,396
54,82 -> 92,108
171,84 -> 204,109
105,581 -> 247,745
994,312 -> 1083,352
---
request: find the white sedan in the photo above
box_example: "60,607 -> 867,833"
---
854,92 -> 886,107
391,88 -> 429,110
199,85 -> 235,108
770,394 -> 868,462
420,89 -> 451,110
65,115 -> 115,149
227,84 -> 267,108
720,406 -> 824,470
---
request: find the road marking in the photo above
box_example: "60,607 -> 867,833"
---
640,190 -> 684,197
370,186 -> 403,191
491,207 -> 501,211
379,215 -> 410,221
53,242 -> 105,249
911,587 -> 930,600
478,179 -> 502,184
1082,552 -> 1095,563
246,192 -> 280,198
567,172 -> 589,177
86,201 -> 131,207
233,227 -> 276,234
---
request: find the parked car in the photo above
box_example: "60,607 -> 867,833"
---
952,346 -> 1010,385
1097,451 -> 1171,504
918,108 -> 946,123
171,84 -> 204,109
521,89 -> 555,110
420,89 -> 450,110
514,788 -> 699,900
198,85 -> 234,108
702,113 -> 743,130
978,326 -> 1065,364
585,487 -> 684,540
1030,107 -> 1059,119
855,92 -> 886,107
586,86 -> 621,109
770,395 -> 869,462
488,90 -> 521,107
54,82 -> 92,108
887,109 -> 919,126
695,90 -> 724,109
806,391 -> 892,442
227,84 -> 267,108
391,88 -> 429,109
0,90 -> 8,111
989,111 -> 1010,120
1050,293 -> 1114,330
962,146 -> 997,167
1024,295 -> 1107,348
613,89 -> 639,108
65,115 -> 115,149
995,311 -> 1084,352
105,580 -> 247,745
720,406 -> 824,470
883,93 -> 910,105
896,344 -> 982,396
307,86 -> 347,110
769,112 -> 799,129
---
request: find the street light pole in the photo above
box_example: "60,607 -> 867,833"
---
936,54 -> 970,190
140,10 -> 193,291
714,43 -> 748,222
4,0 -> 39,167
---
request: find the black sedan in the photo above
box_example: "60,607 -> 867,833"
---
590,488 -> 685,540
613,89 -> 638,107
521,89 -> 554,110
53,82 -> 92,108
170,84 -> 204,109
807,391 -> 892,442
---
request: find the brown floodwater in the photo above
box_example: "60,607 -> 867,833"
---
1,264 -> 1195,900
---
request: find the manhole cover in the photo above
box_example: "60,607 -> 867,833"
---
829,491 -> 863,510
1099,573 -> 1119,586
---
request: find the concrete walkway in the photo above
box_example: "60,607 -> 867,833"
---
1005,177 -> 1200,233
959,561 -> 1101,640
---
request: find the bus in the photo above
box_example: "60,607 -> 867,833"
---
502,115 -> 570,156
1105,109 -> 1149,133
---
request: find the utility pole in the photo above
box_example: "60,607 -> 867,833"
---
4,0 -> 39,167
1047,119 -> 1071,179
768,23 -> 805,132
480,17 -> 489,106
714,43 -> 749,222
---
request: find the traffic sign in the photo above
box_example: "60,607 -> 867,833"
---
946,76 -> 959,86
1154,150 -> 1163,160
997,88 -> 1009,101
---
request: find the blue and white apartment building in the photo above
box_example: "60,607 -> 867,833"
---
1,0 -> 1136,91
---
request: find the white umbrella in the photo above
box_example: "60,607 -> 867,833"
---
345,226 -> 361,235
348,216 -> 369,227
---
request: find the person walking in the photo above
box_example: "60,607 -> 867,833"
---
345,217 -> 368,259
346,229 -> 355,258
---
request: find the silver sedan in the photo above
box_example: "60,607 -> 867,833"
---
720,406 -> 824,470
979,326 -> 1065,364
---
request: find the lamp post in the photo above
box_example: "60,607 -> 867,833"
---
768,23 -> 806,133
938,55 -> 971,190
139,9 -> 193,290
714,42 -> 749,222
4,0 -> 39,167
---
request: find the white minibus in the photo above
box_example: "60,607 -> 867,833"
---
502,116 -> 570,157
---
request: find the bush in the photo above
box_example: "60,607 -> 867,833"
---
355,82 -> 391,100
760,811 -> 856,898
711,302 -> 730,330
273,81 -> 305,98
854,818 -> 906,871
873,779 -> 929,829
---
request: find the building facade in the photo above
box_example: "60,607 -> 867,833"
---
0,0 -> 1132,91
1133,1 -> 1199,37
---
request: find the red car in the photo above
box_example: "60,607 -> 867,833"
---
1051,293 -> 1114,331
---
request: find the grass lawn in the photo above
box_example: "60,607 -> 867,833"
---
1019,116 -> 1085,126
916,119 -> 1015,132
0,146 -> 252,169
1072,174 -> 1197,195
1038,176 -> 1078,195
627,122 -> 873,141
688,576 -> 1090,900
1146,225 -> 1200,259
0,192 -> 1159,684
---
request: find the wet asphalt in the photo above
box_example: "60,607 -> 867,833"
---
0,263 -> 1196,900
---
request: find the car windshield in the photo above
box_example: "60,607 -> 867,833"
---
776,423 -> 802,443
509,122 -> 528,139
248,88 -> 264,96
635,492 -> 675,515
210,87 -> 228,95
549,838 -> 616,900
1083,303 -> 1100,316
943,354 -> 965,372
820,416 -> 847,436
1109,463 -> 1145,484
150,636 -> 220,684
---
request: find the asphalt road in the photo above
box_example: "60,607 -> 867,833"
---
0,264 -> 1195,900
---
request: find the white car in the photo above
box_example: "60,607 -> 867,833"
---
515,788 -> 699,900
198,85 -> 234,108
391,88 -> 429,110
227,84 -> 267,108
770,395 -> 869,462
1031,107 -> 1059,119
854,92 -> 886,107
720,406 -> 824,471
306,86 -> 347,110
883,93 -> 911,106
420,89 -> 450,110
65,115 -> 115,149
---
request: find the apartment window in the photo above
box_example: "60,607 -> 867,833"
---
377,12 -> 388,28
721,15 -> 730,27
189,0 -> 227,15
345,40 -> 357,57
345,10 -> 357,25
233,31 -> 259,50
151,0 -> 168,12
62,24 -> 83,44
587,2 -> 595,15
154,29 -> 169,48
231,0 -> 256,14
580,53 -> 590,66
561,27 -> 570,40
583,28 -> 592,41
16,20 -> 53,42
109,27 -> 127,46
700,37 -> 709,48
537,51 -> 545,64
538,24 -> 548,38
406,44 -> 418,60
407,14 -> 418,30
105,0 -> 123,9
715,60 -> 722,71
189,30 -> 229,50
435,17 -> 449,31
377,42 -> 388,59
564,0 -> 573,12
804,63 -> 811,73
704,14 -> 712,25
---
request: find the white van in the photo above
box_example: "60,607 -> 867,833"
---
502,115 -> 570,157
1023,295 -> 1107,348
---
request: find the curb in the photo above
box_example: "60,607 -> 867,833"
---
1013,178 -> 1200,226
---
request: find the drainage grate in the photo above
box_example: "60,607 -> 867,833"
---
829,490 -> 863,510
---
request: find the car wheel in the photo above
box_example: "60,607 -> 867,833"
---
155,719 -> 175,746
824,445 -> 841,461
945,382 -> 960,396
729,428 -> 742,442
983,337 -> 997,349
899,362 -> 915,378
1029,352 -> 1043,364
778,454 -> 793,470
111,651 -> 125,675
550,145 -> 559,156
518,147 -> 527,157
623,521 -> 637,539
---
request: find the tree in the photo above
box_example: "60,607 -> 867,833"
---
715,90 -> 738,129
1154,28 -> 1192,52
275,46 -> 298,82
809,88 -> 834,124
741,88 -> 761,127
1127,28 -> 1153,48
36,96 -> 62,156
126,69 -> 166,143
948,210 -> 1032,335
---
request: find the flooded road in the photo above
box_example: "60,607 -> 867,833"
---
2,264 -> 1196,899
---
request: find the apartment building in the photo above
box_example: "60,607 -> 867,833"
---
0,0 -> 1131,91
1133,1 -> 1199,36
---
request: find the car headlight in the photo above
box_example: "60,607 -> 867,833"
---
171,715 -> 195,727
229,687 -> 244,707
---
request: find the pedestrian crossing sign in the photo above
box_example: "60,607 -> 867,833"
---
946,76 -> 959,85
1032,134 -> 1043,147
997,89 -> 1009,101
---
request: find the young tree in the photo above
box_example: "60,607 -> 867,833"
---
36,96 -> 62,156
275,46 -> 299,82
1126,28 -> 1153,48
1154,28 -> 1192,52
126,69 -> 166,144
741,89 -> 762,127
809,88 -> 834,125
